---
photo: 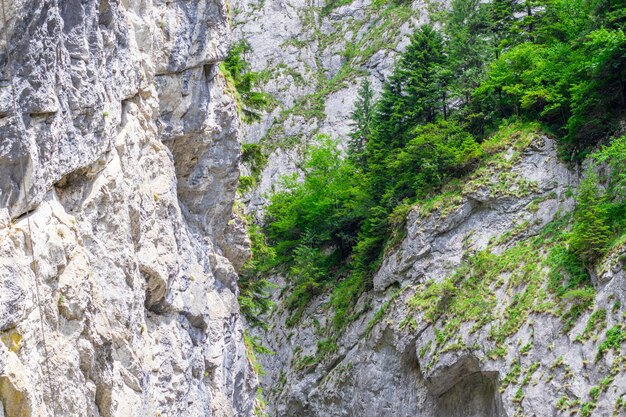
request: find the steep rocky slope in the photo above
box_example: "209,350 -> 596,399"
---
0,1 -> 256,416
231,0 -> 626,415
253,128 -> 626,417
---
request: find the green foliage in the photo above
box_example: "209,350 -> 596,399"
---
520,340 -> 533,354
266,135 -> 368,263
348,79 -> 374,166
566,28 -> 626,148
501,363 -> 521,388
239,143 -> 269,192
569,175 -> 611,265
597,325 -> 625,360
472,0 -> 626,151
577,309 -> 607,342
284,238 -> 327,326
365,288 -> 401,336
264,136 -> 370,325
545,247 -> 594,334
221,40 -> 272,123
580,401 -> 597,417
242,0 -> 626,336
556,395 -> 569,410
595,135 -> 626,197
546,246 -> 589,295
243,331 -> 274,379
257,27 -> 485,329
367,25 -> 448,160
445,0 -> 493,122
320,0 -> 353,16
560,287 -> 596,332
566,135 -> 626,270
489,0 -> 515,54
239,176 -> 256,193
238,222 -> 276,329
382,121 -> 482,205
242,144 -> 268,177
616,395 -> 626,414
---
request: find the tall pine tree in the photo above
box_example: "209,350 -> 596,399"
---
446,0 -> 493,110
366,25 -> 448,203
490,0 -> 515,58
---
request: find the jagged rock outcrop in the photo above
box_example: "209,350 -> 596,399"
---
252,132 -> 626,416
230,0 -> 626,414
0,1 -> 256,416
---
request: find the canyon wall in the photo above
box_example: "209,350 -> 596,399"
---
0,1 -> 256,416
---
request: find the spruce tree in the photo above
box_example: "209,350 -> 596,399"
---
366,24 -> 448,160
446,0 -> 492,110
348,78 -> 374,167
366,25 -> 448,203
570,175 -> 611,266
490,0 -> 515,58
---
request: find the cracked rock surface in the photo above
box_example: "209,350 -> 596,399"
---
252,134 -> 626,417
232,0 -> 446,215
0,1 -> 256,416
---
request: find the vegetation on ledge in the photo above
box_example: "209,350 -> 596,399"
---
221,40 -> 273,124
240,0 -> 626,333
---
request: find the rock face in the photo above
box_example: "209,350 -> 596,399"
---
0,1 -> 256,416
230,0 -> 626,414
252,132 -> 626,416
232,0 -> 445,214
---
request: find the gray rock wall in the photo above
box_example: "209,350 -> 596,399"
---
231,0 -> 626,415
0,1 -> 256,416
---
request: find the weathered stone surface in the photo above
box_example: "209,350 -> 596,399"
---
251,134 -> 626,416
229,0 -> 626,412
0,1 -> 256,416
374,136 -> 577,291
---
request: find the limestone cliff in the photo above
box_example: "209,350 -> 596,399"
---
250,128 -> 626,417
0,1 -> 256,416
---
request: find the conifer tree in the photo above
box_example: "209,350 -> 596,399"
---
367,24 -> 448,155
366,25 -> 448,202
590,0 -> 626,29
348,78 -> 374,167
570,175 -> 611,266
490,0 -> 515,57
446,0 -> 492,109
